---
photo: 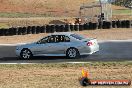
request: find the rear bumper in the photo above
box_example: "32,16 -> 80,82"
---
80,45 -> 99,55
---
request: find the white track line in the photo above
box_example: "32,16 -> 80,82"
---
66,62 -> 91,64
0,43 -> 26,46
99,39 -> 132,43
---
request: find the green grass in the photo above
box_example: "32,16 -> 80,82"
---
0,23 -> 9,29
0,61 -> 131,88
113,9 -> 132,15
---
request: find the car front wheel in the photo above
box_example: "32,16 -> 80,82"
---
20,49 -> 32,59
66,48 -> 79,59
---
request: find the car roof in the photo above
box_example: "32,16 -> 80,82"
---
50,32 -> 75,36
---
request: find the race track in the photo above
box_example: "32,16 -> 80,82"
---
0,40 -> 132,63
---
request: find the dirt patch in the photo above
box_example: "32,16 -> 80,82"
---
0,63 -> 131,88
0,28 -> 132,44
0,0 -> 130,18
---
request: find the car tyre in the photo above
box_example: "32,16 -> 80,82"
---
66,48 -> 80,59
20,49 -> 33,59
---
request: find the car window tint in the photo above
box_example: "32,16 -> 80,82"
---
59,35 -> 65,42
54,35 -> 64,42
48,36 -> 55,43
70,34 -> 85,40
38,37 -> 48,44
65,36 -> 70,42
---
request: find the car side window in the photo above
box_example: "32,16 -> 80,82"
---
38,37 -> 48,44
48,35 -> 56,43
64,36 -> 70,42
59,35 -> 65,42
38,35 -> 55,44
56,35 -> 70,42
38,35 -> 70,44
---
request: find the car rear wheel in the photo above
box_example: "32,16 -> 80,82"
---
20,49 -> 32,59
66,48 -> 79,59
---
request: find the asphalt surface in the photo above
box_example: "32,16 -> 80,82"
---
0,40 -> 132,63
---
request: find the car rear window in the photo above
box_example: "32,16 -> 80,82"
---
70,34 -> 85,40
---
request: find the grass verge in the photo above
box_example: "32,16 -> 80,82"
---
113,9 -> 132,15
0,61 -> 131,88
0,12 -> 53,18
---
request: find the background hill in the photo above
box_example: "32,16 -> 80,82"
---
0,0 -> 130,17
0,0 -> 93,17
0,0 -> 131,28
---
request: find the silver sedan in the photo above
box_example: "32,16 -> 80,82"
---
16,32 -> 99,59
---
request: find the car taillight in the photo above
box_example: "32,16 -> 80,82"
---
87,41 -> 93,46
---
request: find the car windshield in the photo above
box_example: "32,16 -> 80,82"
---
70,34 -> 85,40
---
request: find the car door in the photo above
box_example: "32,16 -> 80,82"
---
31,36 -> 52,55
47,35 -> 66,55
